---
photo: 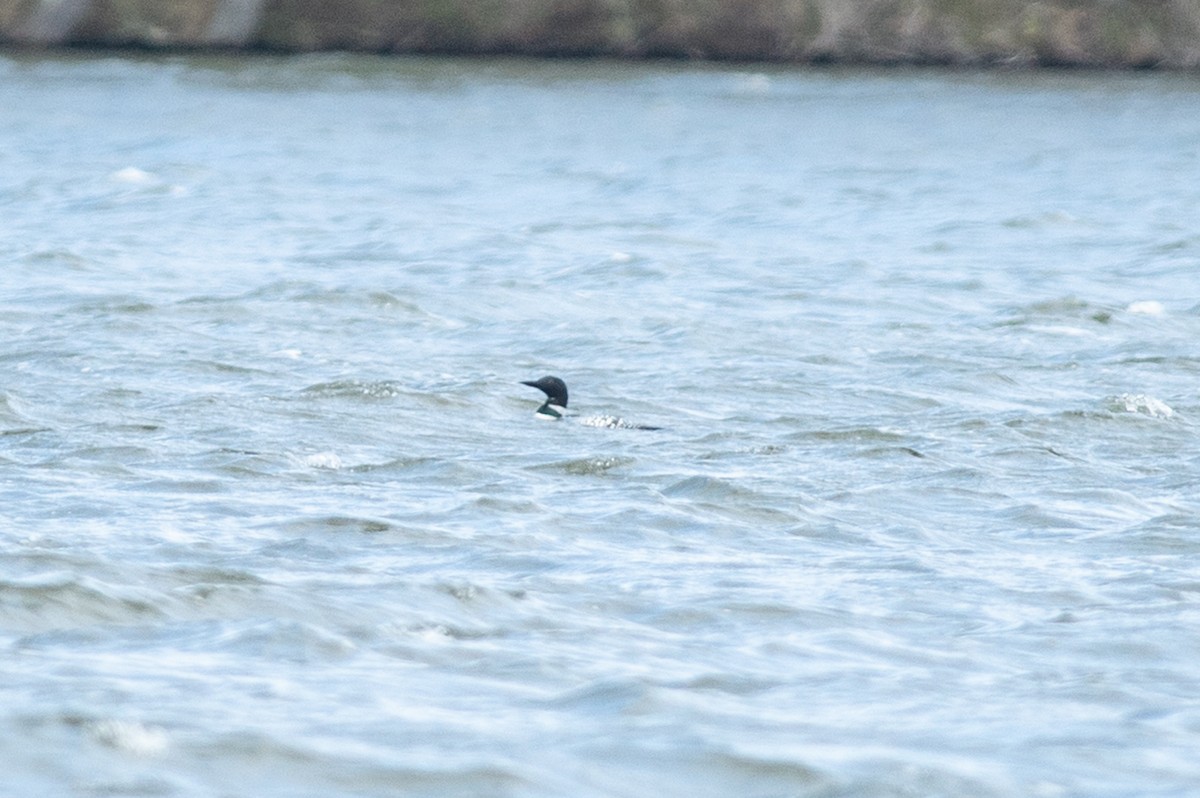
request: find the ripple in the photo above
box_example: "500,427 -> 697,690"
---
529,456 -> 635,476
2,573 -> 167,632
300,379 -> 411,400
792,426 -> 912,445
276,515 -> 398,535
214,619 -> 357,661
661,474 -> 765,501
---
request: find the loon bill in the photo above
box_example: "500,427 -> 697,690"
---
520,375 -> 661,430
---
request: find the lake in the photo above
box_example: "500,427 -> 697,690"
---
2,51 -> 1200,797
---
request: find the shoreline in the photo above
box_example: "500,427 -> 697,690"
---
2,0 -> 1199,69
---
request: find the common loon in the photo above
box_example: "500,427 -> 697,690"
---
521,375 -> 569,420
520,375 -> 661,430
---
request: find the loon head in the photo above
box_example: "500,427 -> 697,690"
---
521,375 -> 568,420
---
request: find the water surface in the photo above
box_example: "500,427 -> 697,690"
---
2,52 -> 1200,797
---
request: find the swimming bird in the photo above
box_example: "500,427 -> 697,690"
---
520,375 -> 569,420
520,375 -> 661,430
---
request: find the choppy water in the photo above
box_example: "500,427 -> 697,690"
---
3,51 -> 1200,797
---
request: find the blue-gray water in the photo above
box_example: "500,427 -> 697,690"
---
3,52 -> 1200,797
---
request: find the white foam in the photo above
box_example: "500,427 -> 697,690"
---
1029,324 -> 1088,337
1114,393 -> 1174,419
87,719 -> 169,756
1126,300 -> 1165,316
111,166 -> 156,185
303,452 -> 343,469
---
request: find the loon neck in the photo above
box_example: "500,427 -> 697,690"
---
535,401 -> 567,420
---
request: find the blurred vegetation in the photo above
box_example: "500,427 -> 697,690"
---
1,0 -> 1198,67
